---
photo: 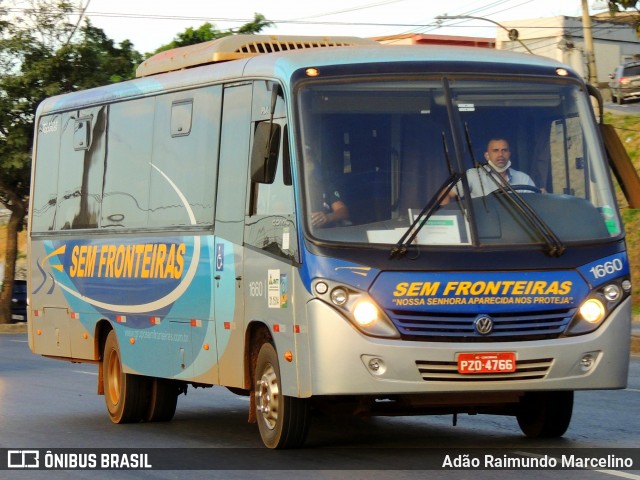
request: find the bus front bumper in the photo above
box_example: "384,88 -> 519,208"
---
305,298 -> 631,396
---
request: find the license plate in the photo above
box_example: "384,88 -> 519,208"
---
11,314 -> 24,321
457,352 -> 516,374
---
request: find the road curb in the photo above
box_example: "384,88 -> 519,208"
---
0,323 -> 27,334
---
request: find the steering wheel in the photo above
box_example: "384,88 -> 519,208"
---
510,184 -> 542,194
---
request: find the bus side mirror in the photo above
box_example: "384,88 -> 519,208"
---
250,122 -> 281,184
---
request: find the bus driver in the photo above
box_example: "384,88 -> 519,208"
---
449,138 -> 537,200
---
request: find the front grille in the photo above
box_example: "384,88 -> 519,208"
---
416,358 -> 553,382
388,308 -> 575,342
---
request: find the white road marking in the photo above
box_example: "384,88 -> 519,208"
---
592,471 -> 640,480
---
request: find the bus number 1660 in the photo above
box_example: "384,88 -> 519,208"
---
249,281 -> 264,297
589,259 -> 623,279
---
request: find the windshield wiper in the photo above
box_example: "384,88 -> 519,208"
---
390,170 -> 460,260
477,159 -> 565,256
390,131 -> 463,259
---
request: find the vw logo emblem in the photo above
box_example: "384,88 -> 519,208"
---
474,316 -> 494,335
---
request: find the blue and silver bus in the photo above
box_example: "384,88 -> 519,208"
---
28,34 -> 634,448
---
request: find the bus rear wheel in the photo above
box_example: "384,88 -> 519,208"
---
146,378 -> 179,422
254,342 -> 309,449
103,330 -> 149,423
516,390 -> 573,438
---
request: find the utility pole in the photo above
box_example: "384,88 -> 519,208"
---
582,0 -> 599,85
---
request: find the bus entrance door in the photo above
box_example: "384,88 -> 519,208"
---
213,83 -> 252,388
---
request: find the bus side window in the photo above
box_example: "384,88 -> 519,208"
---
56,107 -> 107,230
246,123 -> 297,261
550,118 -> 586,197
102,98 -> 154,229
32,114 -> 61,231
150,87 -> 220,228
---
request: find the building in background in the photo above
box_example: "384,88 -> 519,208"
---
376,15 -> 640,87
373,33 -> 495,48
498,16 -> 640,85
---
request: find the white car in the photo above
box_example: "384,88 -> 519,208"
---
609,61 -> 640,104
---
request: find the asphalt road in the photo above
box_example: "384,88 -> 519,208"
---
605,98 -> 640,115
0,332 -> 639,479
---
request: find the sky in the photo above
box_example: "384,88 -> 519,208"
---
79,0 -> 610,54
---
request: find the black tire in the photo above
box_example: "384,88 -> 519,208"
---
516,391 -> 573,438
102,330 -> 149,423
254,342 -> 309,449
146,378 -> 179,422
227,386 -> 250,397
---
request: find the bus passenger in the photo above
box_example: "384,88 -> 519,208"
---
306,149 -> 349,227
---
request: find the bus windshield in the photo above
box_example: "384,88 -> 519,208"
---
297,75 -> 621,249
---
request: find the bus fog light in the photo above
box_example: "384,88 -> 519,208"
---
579,298 -> 605,323
580,353 -> 595,372
603,284 -> 621,302
367,357 -> 386,375
331,287 -> 348,306
353,301 -> 378,326
622,280 -> 632,293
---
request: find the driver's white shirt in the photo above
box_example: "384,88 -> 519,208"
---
455,165 -> 535,198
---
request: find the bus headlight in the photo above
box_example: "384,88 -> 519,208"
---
353,300 -> 379,326
565,279 -> 629,336
348,298 -> 398,337
330,287 -> 349,306
312,279 -> 399,338
603,284 -> 621,302
579,298 -> 605,323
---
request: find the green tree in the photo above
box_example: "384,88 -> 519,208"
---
0,0 -> 142,323
606,1 -> 640,36
607,0 -> 640,12
153,13 -> 273,54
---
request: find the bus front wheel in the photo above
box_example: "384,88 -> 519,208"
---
516,390 -> 573,438
254,342 -> 309,449
103,330 -> 149,423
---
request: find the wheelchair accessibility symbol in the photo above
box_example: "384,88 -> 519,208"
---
216,243 -> 224,272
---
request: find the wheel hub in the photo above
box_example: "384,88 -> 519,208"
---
107,350 -> 121,405
256,364 -> 279,431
